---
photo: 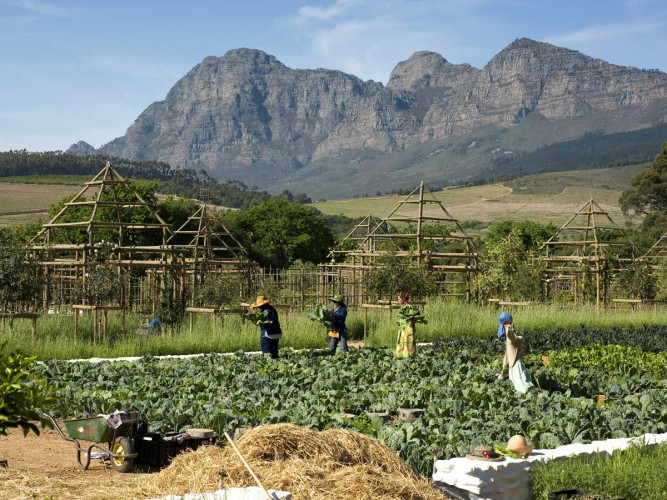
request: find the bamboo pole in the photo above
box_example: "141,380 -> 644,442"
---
223,432 -> 273,500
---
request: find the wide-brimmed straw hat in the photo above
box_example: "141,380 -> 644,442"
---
329,294 -> 346,305
506,435 -> 534,456
250,296 -> 270,308
465,445 -> 503,462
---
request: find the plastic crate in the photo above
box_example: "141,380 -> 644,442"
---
134,432 -> 187,469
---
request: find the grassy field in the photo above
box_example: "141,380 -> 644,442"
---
0,175 -> 90,185
312,164 -> 647,229
0,182 -> 83,226
1,301 -> 664,360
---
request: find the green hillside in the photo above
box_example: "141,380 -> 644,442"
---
311,163 -> 648,229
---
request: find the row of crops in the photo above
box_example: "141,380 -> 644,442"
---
37,325 -> 667,476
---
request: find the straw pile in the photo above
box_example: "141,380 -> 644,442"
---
139,423 -> 447,500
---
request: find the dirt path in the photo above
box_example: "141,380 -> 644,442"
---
0,425 -> 147,499
449,183 -> 513,208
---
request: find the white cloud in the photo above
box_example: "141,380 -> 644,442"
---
4,0 -> 71,17
287,0 -> 475,82
545,19 -> 666,45
292,0 -> 358,25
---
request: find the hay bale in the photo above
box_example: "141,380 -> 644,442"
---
140,423 -> 447,500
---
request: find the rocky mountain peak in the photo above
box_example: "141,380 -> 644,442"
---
93,42 -> 667,194
66,141 -> 96,156
387,50 -> 476,91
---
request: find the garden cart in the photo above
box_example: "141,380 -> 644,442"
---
43,412 -> 139,472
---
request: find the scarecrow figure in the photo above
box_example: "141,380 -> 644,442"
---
395,292 -> 419,359
328,294 -> 348,354
250,296 -> 282,359
497,312 -> 535,393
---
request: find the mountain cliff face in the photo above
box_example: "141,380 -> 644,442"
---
95,39 -> 667,189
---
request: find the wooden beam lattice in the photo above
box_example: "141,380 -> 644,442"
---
32,161 -> 173,246
642,231 -> 667,266
167,204 -> 248,258
539,199 -> 637,307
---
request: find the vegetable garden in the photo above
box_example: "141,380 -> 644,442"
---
36,324 -> 667,478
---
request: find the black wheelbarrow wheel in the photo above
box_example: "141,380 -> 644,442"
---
111,436 -> 134,473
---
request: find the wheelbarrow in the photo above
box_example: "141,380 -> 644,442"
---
44,412 -> 140,472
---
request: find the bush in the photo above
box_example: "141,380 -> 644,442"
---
0,350 -> 55,436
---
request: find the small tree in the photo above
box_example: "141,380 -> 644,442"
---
196,272 -> 245,307
0,230 -> 42,314
612,260 -> 656,300
656,260 -> 667,302
476,229 -> 545,301
362,254 -> 437,302
0,350 -> 55,437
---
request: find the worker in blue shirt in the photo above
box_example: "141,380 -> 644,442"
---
328,294 -> 348,354
249,295 -> 282,359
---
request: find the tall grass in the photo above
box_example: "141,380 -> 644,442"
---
530,442 -> 667,500
364,302 -> 667,346
0,301 -> 664,360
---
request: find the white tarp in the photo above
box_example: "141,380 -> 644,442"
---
432,432 -> 667,500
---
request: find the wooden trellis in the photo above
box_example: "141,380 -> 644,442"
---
642,231 -> 667,268
540,199 -> 637,307
323,181 -> 479,301
167,203 -> 253,303
28,162 -> 253,312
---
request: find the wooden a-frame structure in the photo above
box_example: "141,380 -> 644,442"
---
323,181 -> 479,302
540,199 -> 637,306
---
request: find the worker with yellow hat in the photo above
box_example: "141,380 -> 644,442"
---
250,296 -> 283,359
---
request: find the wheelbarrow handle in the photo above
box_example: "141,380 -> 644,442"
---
41,413 -> 75,444
40,413 -> 91,470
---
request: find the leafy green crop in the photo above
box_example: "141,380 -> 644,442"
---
305,304 -> 335,330
398,305 -> 427,325
245,310 -> 273,326
35,336 -> 667,476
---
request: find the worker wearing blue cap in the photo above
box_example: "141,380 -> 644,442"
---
497,312 -> 534,394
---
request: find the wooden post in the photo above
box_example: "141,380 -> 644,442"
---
103,310 -> 108,341
74,309 -> 78,341
93,309 -> 97,346
189,311 -> 194,336
121,310 -> 125,335
31,316 -> 36,341
364,307 -> 368,340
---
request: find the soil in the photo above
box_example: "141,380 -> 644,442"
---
0,424 -> 148,499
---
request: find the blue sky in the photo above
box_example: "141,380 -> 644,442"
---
1,0 -> 666,152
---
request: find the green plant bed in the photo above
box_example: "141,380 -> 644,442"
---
530,442 -> 667,500
35,342 -> 667,477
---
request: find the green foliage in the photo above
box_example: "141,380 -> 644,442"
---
397,306 -> 427,325
612,260 -> 656,299
76,263 -> 124,305
620,140 -> 667,216
0,229 -> 41,312
530,442 -> 667,500
476,228 -> 545,300
305,304 -> 335,330
1,350 -> 55,436
37,333 -> 667,477
195,273 -> 245,308
362,255 -> 437,301
484,220 -> 556,251
224,198 -> 335,267
244,310 -> 273,326
656,259 -> 667,302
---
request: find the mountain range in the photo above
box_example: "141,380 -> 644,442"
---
70,38 -> 667,198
